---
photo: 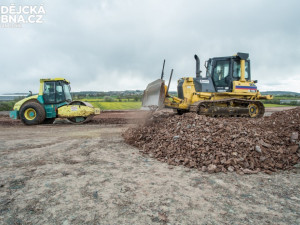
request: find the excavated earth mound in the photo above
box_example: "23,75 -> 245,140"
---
123,107 -> 300,174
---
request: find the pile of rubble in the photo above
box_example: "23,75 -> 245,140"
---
123,108 -> 300,174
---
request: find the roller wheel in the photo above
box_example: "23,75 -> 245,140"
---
66,101 -> 94,124
20,102 -> 45,125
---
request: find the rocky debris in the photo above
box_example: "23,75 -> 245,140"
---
255,145 -> 262,153
123,107 -> 300,174
91,118 -> 129,124
207,164 -> 217,173
291,132 -> 299,143
0,117 -> 21,126
227,166 -> 235,172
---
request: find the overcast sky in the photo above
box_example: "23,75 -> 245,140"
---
1,0 -> 300,94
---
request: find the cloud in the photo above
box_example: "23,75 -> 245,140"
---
0,0 -> 299,93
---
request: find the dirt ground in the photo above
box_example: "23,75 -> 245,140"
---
0,108 -> 299,224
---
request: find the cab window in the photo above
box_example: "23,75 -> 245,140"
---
63,83 -> 72,102
212,60 -> 230,87
43,81 -> 66,103
43,82 -> 56,103
55,83 -> 65,103
233,61 -> 250,79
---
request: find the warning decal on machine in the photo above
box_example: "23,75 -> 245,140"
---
200,80 -> 209,84
71,106 -> 78,111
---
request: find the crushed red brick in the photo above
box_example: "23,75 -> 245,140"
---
123,108 -> 300,174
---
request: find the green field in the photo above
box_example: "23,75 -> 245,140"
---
80,98 -> 105,102
87,102 -> 291,110
87,101 -> 142,110
1,95 -> 298,112
263,104 -> 291,108
79,98 -> 139,102
0,101 -> 15,111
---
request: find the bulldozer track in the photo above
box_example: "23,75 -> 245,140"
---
189,98 -> 265,118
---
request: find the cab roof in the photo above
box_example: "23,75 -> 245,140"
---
209,52 -> 250,61
40,78 -> 70,84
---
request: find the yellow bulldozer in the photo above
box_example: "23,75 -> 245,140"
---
10,78 -> 100,125
142,52 -> 273,118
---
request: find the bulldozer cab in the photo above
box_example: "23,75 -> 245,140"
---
41,79 -> 72,104
207,55 -> 251,92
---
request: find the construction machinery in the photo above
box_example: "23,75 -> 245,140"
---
10,78 -> 100,125
142,53 -> 273,118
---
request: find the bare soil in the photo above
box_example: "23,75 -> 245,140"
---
0,108 -> 299,224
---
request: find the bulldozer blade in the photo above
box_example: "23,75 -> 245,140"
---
142,79 -> 166,109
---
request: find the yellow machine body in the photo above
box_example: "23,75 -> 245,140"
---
10,77 -> 100,125
142,53 -> 273,118
12,95 -> 39,111
164,77 -> 272,111
58,104 -> 100,118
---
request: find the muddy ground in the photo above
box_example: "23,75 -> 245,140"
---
0,108 -> 299,224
